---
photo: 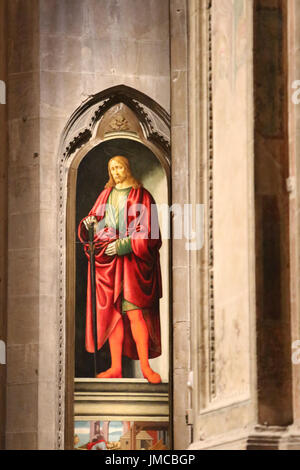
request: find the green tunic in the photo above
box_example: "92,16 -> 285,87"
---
105,186 -> 139,313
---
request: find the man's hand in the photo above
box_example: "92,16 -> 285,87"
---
105,241 -> 117,257
83,216 -> 98,231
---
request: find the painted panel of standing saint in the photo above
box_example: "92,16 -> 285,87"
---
75,139 -> 169,383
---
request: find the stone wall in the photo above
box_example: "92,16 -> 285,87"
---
212,0 -> 254,406
6,0 -> 40,450
6,0 -> 171,450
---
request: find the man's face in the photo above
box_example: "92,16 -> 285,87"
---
109,160 -> 127,184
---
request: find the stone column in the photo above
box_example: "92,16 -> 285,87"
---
245,0 -> 300,449
170,0 -> 192,450
0,0 -> 8,451
102,421 -> 109,442
286,0 -> 300,447
254,0 -> 293,429
5,0 -> 41,450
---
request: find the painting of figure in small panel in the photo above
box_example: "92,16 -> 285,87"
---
74,420 -> 170,451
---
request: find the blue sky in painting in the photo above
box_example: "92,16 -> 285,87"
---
74,421 -> 90,448
108,421 -> 123,442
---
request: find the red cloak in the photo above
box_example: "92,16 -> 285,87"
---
78,187 -> 162,360
87,439 -> 107,450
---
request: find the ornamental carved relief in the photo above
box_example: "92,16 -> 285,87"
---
107,114 -> 130,132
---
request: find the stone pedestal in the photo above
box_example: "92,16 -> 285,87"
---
74,379 -> 169,422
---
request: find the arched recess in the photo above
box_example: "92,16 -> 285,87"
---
57,85 -> 171,450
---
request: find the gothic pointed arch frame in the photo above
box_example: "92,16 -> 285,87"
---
57,85 -> 172,449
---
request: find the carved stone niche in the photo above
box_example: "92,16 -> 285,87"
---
61,84 -> 171,166
59,85 -> 171,450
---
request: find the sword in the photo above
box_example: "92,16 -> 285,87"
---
88,222 -> 98,377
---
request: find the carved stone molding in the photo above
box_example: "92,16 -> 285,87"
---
60,85 -> 171,162
63,129 -> 92,158
207,0 -> 216,401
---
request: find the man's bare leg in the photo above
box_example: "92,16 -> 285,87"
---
97,317 -> 124,379
127,309 -> 161,384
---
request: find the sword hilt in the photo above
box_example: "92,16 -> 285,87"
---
88,223 -> 95,253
